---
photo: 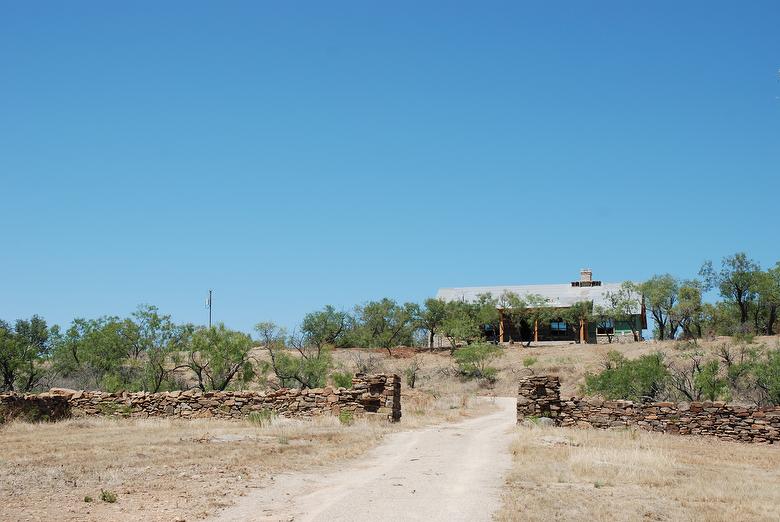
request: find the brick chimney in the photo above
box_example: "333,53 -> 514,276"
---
572,268 -> 600,287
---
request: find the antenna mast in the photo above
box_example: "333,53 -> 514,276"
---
206,290 -> 212,328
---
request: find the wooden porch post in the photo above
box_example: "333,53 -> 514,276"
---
498,309 -> 504,343
534,319 -> 539,342
579,318 -> 585,344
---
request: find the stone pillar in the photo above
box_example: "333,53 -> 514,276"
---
517,375 -> 561,424
353,373 -> 401,422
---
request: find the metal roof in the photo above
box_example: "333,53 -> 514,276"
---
436,282 -> 640,313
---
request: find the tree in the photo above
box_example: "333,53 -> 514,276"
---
453,343 -> 503,382
669,352 -> 728,401
672,281 -> 705,340
605,281 -> 643,341
700,253 -> 761,327
51,316 -> 135,390
439,295 -> 498,352
562,301 -> 592,343
300,305 -> 353,349
591,305 -> 615,343
695,360 -> 728,401
0,320 -> 16,391
354,299 -> 419,356
640,274 -> 679,340
440,300 -> 483,350
755,263 -> 780,335
418,298 -> 448,348
754,349 -> 780,405
501,293 -> 552,347
10,316 -> 52,392
255,321 -> 332,389
130,305 -> 193,392
0,316 -> 54,392
187,324 -> 255,391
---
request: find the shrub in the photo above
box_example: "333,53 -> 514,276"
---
453,343 -> 503,382
754,349 -> 780,405
83,496 -> 93,503
522,356 -> 538,368
404,358 -> 421,389
584,351 -> 669,401
268,346 -> 332,389
330,371 -> 353,389
100,489 -> 117,503
247,409 -> 275,427
733,332 -> 755,345
694,360 -> 729,401
338,410 -> 354,425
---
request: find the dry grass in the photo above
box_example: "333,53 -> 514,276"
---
0,377 -> 489,521
4,339 -> 779,521
497,424 -> 780,522
343,336 -> 779,398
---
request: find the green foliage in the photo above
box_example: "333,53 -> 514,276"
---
338,410 -> 354,425
331,371 -> 353,389
522,356 -> 538,368
352,299 -> 419,354
499,292 -> 554,346
255,321 -> 332,389
604,282 -> 642,341
83,496 -> 93,503
247,408 -> 275,427
100,489 -> 117,503
562,301 -> 592,342
131,305 -> 193,392
96,402 -> 133,417
453,343 -> 503,381
694,360 -> 728,401
700,253 -> 762,327
672,281 -> 704,339
404,357 -> 421,389
0,316 -> 54,392
276,349 -> 331,389
641,274 -> 680,341
733,332 -> 755,345
584,351 -> 669,401
187,324 -> 255,391
439,295 -> 498,350
51,316 -> 138,390
301,305 -> 352,349
418,298 -> 448,348
754,349 -> 780,405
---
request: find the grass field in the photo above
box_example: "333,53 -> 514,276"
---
2,337 -> 779,521
498,423 -> 780,522
0,380 -> 486,521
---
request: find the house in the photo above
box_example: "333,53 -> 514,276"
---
435,269 -> 647,344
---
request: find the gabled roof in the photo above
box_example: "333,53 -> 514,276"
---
436,282 -> 640,312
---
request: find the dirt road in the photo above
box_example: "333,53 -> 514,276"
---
212,396 -> 517,522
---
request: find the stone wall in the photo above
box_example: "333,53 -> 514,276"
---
0,373 -> 401,423
0,393 -> 71,423
518,375 -> 780,444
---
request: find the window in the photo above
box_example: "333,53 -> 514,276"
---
550,320 -> 567,335
597,319 -> 614,335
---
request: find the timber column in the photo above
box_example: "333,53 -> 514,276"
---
534,319 -> 539,342
498,309 -> 505,343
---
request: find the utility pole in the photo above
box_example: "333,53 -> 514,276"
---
206,290 -> 212,328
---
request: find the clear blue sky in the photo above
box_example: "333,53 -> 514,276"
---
2,1 -> 778,332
